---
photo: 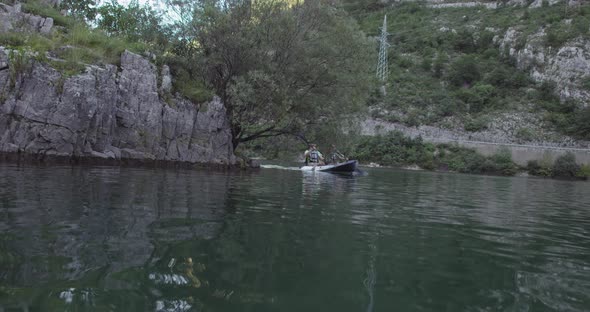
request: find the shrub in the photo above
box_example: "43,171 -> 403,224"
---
527,160 -> 552,176
452,29 -> 476,53
484,148 -> 518,175
567,107 -> 590,140
486,66 -> 530,89
435,96 -> 461,117
396,56 -> 413,69
545,28 -> 568,48
482,48 -> 499,60
420,57 -> 432,72
477,31 -> 495,52
471,83 -> 497,111
351,131 -> 432,167
515,127 -> 535,142
552,152 -> 580,178
463,115 -> 489,132
537,81 -> 559,102
447,55 -> 480,87
444,147 -> 486,174
576,164 -> 590,179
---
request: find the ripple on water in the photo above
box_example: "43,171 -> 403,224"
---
1,165 -> 589,311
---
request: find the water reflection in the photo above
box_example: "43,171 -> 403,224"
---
0,164 -> 589,311
0,165 -> 231,311
301,171 -> 357,196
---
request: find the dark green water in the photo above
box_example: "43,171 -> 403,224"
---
0,164 -> 589,312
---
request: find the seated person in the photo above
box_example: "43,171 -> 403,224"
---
328,144 -> 347,164
304,144 -> 325,165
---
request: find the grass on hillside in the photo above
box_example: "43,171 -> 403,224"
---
0,0 -> 214,103
0,1 -> 149,76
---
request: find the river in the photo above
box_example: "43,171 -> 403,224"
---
0,163 -> 589,311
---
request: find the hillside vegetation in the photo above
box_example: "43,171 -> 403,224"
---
343,0 -> 590,141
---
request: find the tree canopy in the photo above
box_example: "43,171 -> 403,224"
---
60,0 -> 98,21
175,0 -> 375,147
55,0 -> 376,148
96,0 -> 171,49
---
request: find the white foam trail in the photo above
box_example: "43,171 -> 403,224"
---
260,165 -> 301,171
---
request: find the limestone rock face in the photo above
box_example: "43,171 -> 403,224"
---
0,2 -> 54,34
0,48 -> 236,166
498,27 -> 590,105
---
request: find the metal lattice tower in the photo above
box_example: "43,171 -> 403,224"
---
376,15 -> 390,83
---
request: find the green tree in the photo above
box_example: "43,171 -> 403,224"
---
179,0 -> 374,147
60,0 -> 97,21
96,0 -> 170,49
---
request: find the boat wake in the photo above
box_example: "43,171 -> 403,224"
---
260,164 -> 301,171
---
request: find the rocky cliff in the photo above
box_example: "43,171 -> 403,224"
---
498,29 -> 590,104
0,2 -> 54,34
0,48 -> 236,166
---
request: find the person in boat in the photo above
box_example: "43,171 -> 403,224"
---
304,144 -> 325,166
328,144 -> 347,164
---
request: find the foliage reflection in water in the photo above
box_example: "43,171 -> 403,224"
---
0,164 -> 589,311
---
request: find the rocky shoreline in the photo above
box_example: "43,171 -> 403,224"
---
0,48 -> 237,167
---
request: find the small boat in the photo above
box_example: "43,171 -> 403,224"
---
301,160 -> 358,173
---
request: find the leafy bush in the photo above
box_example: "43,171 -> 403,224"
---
434,95 -> 461,117
463,115 -> 489,132
447,55 -> 480,87
476,31 -> 495,52
538,81 -> 559,102
452,28 -> 476,53
567,107 -> 590,139
545,28 -> 569,48
515,127 -> 535,142
576,164 -> 590,179
483,148 -> 518,176
482,48 -> 499,60
542,100 -> 590,140
351,132 -> 434,168
552,152 -> 580,178
351,131 -> 518,176
485,65 -> 529,89
420,57 -> 432,72
527,160 -> 552,176
442,146 -> 487,174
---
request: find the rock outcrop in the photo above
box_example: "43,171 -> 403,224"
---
0,48 -> 236,166
497,28 -> 590,105
0,2 -> 54,34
